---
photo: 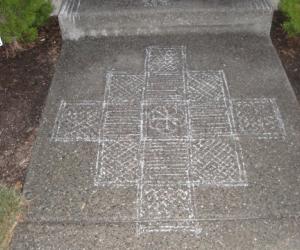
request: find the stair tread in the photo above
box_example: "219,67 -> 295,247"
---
60,0 -> 273,16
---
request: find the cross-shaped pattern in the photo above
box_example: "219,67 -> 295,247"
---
51,46 -> 286,235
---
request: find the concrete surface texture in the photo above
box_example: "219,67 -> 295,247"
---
11,0 -> 300,249
51,0 -> 62,15
270,0 -> 280,8
10,31 -> 300,249
58,0 -> 274,40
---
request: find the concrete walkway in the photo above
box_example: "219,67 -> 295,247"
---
11,1 -> 300,249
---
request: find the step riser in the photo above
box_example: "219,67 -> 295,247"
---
58,0 -> 274,40
59,11 -> 273,40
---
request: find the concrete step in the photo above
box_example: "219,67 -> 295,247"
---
11,32 -> 300,248
59,0 -> 274,40
11,218 -> 300,249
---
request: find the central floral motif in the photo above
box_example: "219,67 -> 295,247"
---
149,104 -> 185,135
51,46 -> 286,235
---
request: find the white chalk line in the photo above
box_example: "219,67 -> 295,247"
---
137,46 -> 198,234
51,100 -> 102,143
50,45 -> 287,236
231,98 -> 286,139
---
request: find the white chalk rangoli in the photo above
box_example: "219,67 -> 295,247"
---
51,46 -> 286,235
142,0 -> 170,8
150,105 -> 183,134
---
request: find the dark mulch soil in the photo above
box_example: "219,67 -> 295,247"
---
0,12 -> 299,188
271,11 -> 300,101
0,17 -> 62,187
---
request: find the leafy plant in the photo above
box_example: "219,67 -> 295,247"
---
0,0 -> 52,44
280,0 -> 300,36
0,186 -> 21,249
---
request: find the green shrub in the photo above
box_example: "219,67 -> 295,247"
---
0,0 -> 52,44
280,0 -> 300,36
0,186 -> 21,248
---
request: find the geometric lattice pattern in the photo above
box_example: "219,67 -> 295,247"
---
191,138 -> 247,186
231,98 -> 286,139
187,71 -> 225,103
106,72 -> 144,103
95,140 -> 139,186
140,184 -> 193,220
145,47 -> 185,100
146,47 -> 184,75
51,45 -> 286,236
51,101 -> 102,142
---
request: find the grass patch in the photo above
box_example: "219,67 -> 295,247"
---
0,0 -> 52,44
280,0 -> 300,36
0,186 -> 22,249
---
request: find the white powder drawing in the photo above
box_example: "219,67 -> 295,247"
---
251,0 -> 272,10
190,138 -> 247,186
231,98 -> 286,139
143,0 -> 170,8
96,140 -> 139,186
106,72 -> 145,103
142,140 -> 190,184
146,47 -> 184,75
187,71 -> 225,103
102,102 -> 141,140
189,102 -> 232,137
51,101 -> 102,142
51,45 -> 286,235
145,101 -> 188,139
60,0 -> 81,20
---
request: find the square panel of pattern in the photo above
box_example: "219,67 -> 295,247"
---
102,102 -> 141,140
140,184 -> 193,220
146,47 -> 185,75
231,98 -> 286,139
106,72 -> 145,103
190,138 -> 247,186
189,102 -> 232,138
143,140 -> 189,184
52,101 -> 102,142
143,101 -> 188,140
145,75 -> 185,101
95,140 -> 139,186
187,71 -> 227,103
